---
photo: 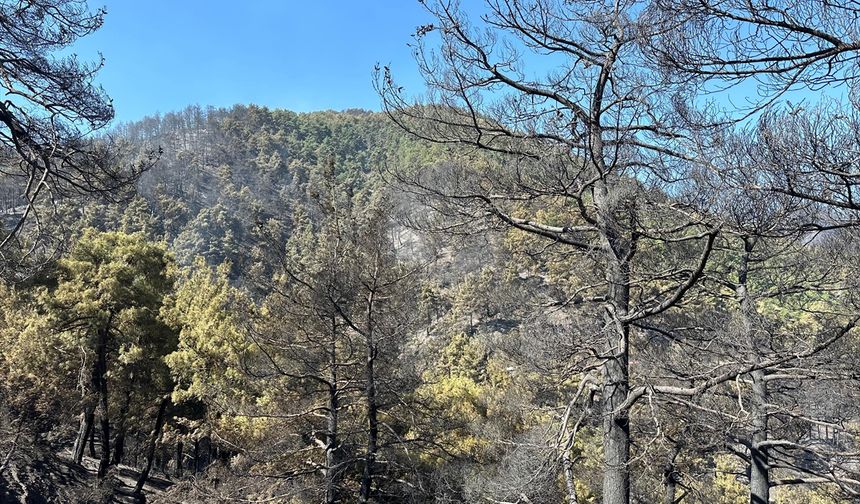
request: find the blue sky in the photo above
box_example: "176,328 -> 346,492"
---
71,1 -> 834,126
72,1 -> 436,124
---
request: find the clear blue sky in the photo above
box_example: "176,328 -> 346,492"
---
72,1 -> 831,126
72,1 -> 435,124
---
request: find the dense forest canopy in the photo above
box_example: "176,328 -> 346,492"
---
2,1 -> 860,504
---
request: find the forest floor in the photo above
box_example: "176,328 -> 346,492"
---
0,442 -> 173,503
76,451 -> 174,503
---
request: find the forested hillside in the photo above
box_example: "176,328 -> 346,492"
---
0,103 -> 856,503
3,1 -> 860,504
78,106 -> 431,274
0,105 -> 564,502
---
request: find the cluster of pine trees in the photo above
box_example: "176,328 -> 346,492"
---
3,1 -> 860,503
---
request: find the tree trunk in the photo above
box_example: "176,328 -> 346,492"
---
324,382 -> 340,504
663,444 -> 681,504
359,288 -> 380,504
595,181 -> 632,504
112,431 -> 126,466
174,441 -> 183,478
134,397 -> 169,495
359,335 -> 378,503
324,318 -> 341,504
193,439 -> 199,474
160,443 -> 169,474
111,388 -> 132,465
664,476 -> 676,504
73,406 -> 94,464
562,451 -> 579,504
738,238 -> 769,504
89,426 -> 96,457
601,337 -> 630,504
94,324 -> 111,479
750,369 -> 770,504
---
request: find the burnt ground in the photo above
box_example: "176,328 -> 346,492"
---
0,444 -> 172,504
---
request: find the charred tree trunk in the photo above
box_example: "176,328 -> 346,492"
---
73,406 -> 94,464
160,443 -> 169,474
663,444 -> 681,504
595,180 -> 632,504
89,426 -> 97,458
112,431 -> 126,466
324,382 -> 340,504
738,238 -> 769,504
134,397 -> 169,496
750,370 -> 770,504
111,388 -> 131,465
358,350 -> 378,502
174,441 -> 183,478
601,322 -> 631,504
359,292 -> 379,503
94,323 -> 111,479
193,438 -> 199,474
324,317 -> 341,504
664,478 -> 677,504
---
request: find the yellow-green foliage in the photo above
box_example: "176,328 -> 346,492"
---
65,230 -> 178,398
756,295 -> 828,335
0,283 -> 76,419
418,333 -> 491,459
773,485 -> 847,504
163,258 -> 254,406
503,203 -> 595,290
712,455 -> 747,504
54,229 -> 177,379
54,229 -> 175,317
418,333 -> 535,463
571,427 -> 602,504
0,230 -> 178,424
